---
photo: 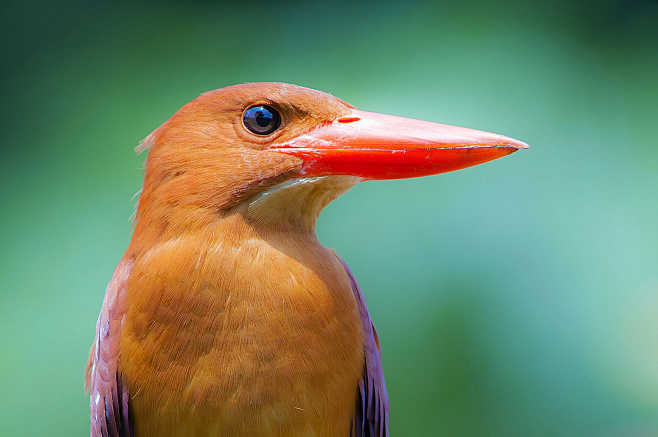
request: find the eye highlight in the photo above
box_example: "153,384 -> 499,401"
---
242,105 -> 281,135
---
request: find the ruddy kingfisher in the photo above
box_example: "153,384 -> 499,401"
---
86,82 -> 527,437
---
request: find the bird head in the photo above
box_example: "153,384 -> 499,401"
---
132,82 -> 527,246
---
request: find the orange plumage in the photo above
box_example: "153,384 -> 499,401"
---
86,83 -> 526,436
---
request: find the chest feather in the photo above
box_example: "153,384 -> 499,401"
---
119,233 -> 364,436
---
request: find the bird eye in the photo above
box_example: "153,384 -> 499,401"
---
243,105 -> 281,135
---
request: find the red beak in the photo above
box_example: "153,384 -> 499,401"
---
270,110 -> 528,180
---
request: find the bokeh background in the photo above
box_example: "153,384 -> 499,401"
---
2,0 -> 658,435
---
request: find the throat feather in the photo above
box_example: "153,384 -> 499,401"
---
246,176 -> 361,232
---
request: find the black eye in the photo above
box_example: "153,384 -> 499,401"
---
243,105 -> 281,135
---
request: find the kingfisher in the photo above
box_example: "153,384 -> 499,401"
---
86,82 -> 527,437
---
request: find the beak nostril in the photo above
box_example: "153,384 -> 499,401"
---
337,117 -> 361,124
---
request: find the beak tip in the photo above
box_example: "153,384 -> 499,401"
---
508,140 -> 530,150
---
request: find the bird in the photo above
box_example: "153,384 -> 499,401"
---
85,82 -> 527,437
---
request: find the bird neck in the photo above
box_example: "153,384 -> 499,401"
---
127,175 -> 360,258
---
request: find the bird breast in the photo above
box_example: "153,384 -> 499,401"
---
118,216 -> 365,436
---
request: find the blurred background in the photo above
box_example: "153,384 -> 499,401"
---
2,0 -> 657,435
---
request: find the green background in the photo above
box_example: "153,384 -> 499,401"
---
2,1 -> 658,435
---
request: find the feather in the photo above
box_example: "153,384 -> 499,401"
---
86,260 -> 133,437
338,256 -> 390,437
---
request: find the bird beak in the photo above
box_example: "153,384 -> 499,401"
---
270,110 -> 528,180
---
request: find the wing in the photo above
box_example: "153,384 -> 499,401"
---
85,259 -> 133,437
337,256 -> 390,437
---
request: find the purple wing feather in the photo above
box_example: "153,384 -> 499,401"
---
337,256 -> 390,437
85,260 -> 133,437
